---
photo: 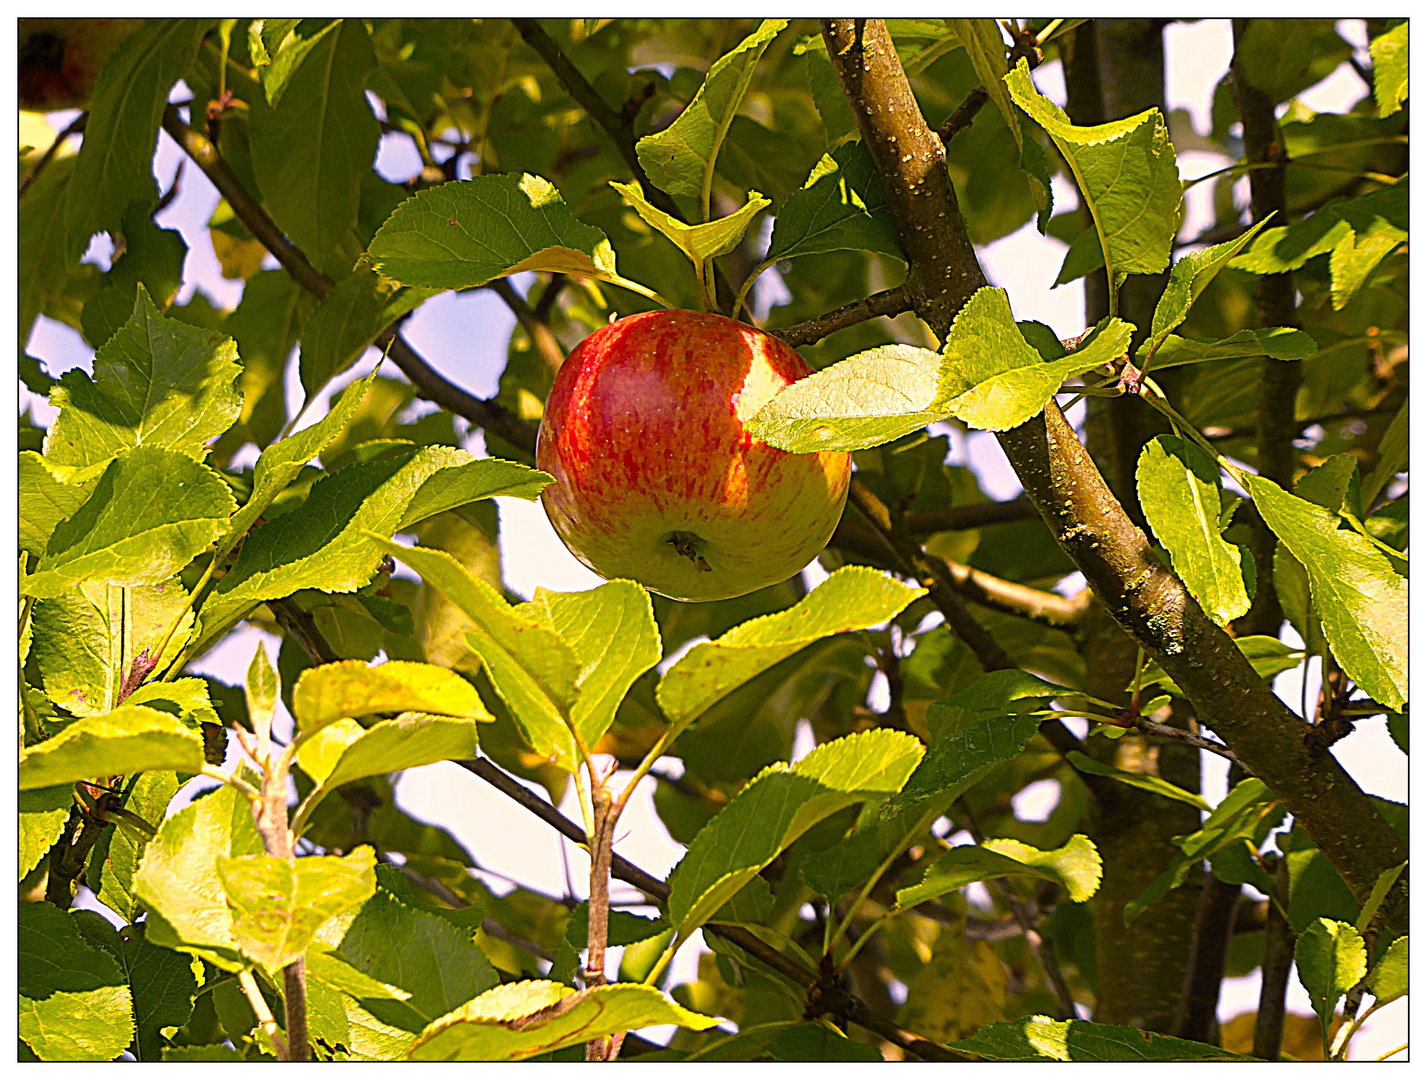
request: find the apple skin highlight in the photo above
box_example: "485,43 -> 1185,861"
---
537,310 -> 851,602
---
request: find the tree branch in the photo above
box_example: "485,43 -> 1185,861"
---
20,111 -> 87,199
489,278 -> 566,373
820,18 -> 1407,932
904,496 -> 1037,534
1252,855 -> 1294,1060
159,105 -> 539,458
771,286 -> 913,348
935,87 -> 988,145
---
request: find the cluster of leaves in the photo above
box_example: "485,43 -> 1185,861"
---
19,15 -> 1407,1062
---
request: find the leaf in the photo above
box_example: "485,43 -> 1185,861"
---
1355,861 -> 1407,935
79,206 -> 189,349
1365,935 -> 1408,1006
195,448 -> 549,650
19,705 -> 206,790
20,785 -> 73,880
804,50 -> 857,146
371,539 -> 579,769
24,448 -> 236,599
367,173 -> 618,290
302,713 -> 484,793
133,781 -> 265,972
949,20 -> 1018,152
1295,918 -> 1368,1035
65,20 -> 213,257
19,153 -> 75,351
108,923 -> 201,1061
1136,435 -> 1252,625
292,659 -> 489,735
252,18 -> 336,106
611,180 -> 769,265
1142,327 -> 1318,367
86,770 -> 180,922
636,19 -> 788,204
526,580 -> 662,750
45,284 -> 242,469
311,882 -> 499,1033
1360,397 -> 1408,507
218,849 -> 377,974
746,344 -> 944,453
298,268 -> 392,399
409,980 -> 718,1061
19,450 -> 96,556
666,729 -> 923,937
656,566 -> 924,731
939,289 -> 1134,431
889,669 -> 1061,815
1142,219 -> 1272,361
249,18 -> 379,278
1369,21 -> 1409,118
1244,474 -> 1408,709
18,902 -> 135,1061
1236,20 -> 1346,104
950,1016 -> 1247,1061
764,141 -> 905,265
897,834 -> 1102,909
1066,751 -> 1209,811
1007,58 -> 1181,279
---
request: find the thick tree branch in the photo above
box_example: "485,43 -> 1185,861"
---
160,106 -> 539,458
820,18 -> 1407,932
772,286 -> 914,348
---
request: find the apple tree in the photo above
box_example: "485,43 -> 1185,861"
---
18,17 -> 1408,1063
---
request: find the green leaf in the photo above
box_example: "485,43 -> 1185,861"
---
45,284 -> 242,469
218,849 -> 377,974
1136,435 -> 1252,625
86,770 -> 180,922
196,448 -> 548,650
1369,21 -> 1409,118
526,580 -> 662,750
949,20 -> 1019,152
302,713 -> 484,794
371,539 -> 579,769
298,268 -> 393,399
1365,935 -> 1408,1006
1355,861 -> 1407,935
1244,474 -> 1408,709
1141,327 -> 1318,367
1007,57 -> 1181,280
764,141 -> 905,265
804,51 -> 857,146
636,19 -> 788,207
109,923 -> 201,1061
24,448 -> 236,599
409,980 -> 719,1061
19,153 -> 75,351
949,1016 -> 1246,1061
133,781 -> 265,972
79,206 -> 189,349
249,18 -> 379,278
19,451 -> 94,556
939,289 -> 1134,431
311,881 -> 499,1035
65,20 -> 213,257
1142,219 -> 1272,362
745,344 -> 944,453
888,700 -> 1045,817
20,785 -> 73,880
611,180 -> 769,265
367,174 -> 618,290
1065,751 -> 1209,811
1360,397 -> 1408,507
19,705 -> 206,790
666,729 -> 923,937
656,566 -> 925,731
251,18 -> 335,106
1295,918 -> 1368,1034
292,659 -> 489,735
897,834 -> 1102,909
18,902 -> 135,1061
1236,20 -> 1350,104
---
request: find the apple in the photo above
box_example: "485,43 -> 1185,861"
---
536,310 -> 851,602
19,19 -> 140,112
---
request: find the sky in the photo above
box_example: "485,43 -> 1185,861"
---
17,18 -> 1406,1058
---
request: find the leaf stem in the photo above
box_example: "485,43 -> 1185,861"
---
201,764 -> 263,809
237,969 -> 289,1060
828,805 -> 940,959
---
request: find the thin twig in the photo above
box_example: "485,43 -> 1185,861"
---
935,87 -> 988,145
1133,715 -> 1242,767
772,286 -> 913,348
19,111 -> 87,199
903,496 -> 1038,534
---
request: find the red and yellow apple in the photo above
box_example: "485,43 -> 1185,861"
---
536,310 -> 851,602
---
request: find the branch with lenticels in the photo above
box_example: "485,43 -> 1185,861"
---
819,17 -> 1407,934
